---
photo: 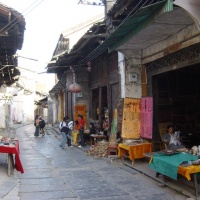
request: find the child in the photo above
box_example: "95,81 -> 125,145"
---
67,120 -> 74,147
39,116 -> 46,136
59,116 -> 69,149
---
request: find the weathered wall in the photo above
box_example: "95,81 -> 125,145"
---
118,52 -> 125,98
75,68 -> 89,126
142,23 -> 200,64
120,50 -> 142,98
0,103 -> 5,128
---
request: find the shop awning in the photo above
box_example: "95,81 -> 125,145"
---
174,0 -> 200,29
47,0 -> 195,70
49,80 -> 65,94
47,22 -> 106,74
78,0 -> 171,65
49,72 -> 67,94
47,0 -> 170,71
79,0 -> 195,64
0,3 -> 25,87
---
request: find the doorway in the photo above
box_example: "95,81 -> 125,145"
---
153,64 -> 200,147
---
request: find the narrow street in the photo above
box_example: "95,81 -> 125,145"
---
0,125 -> 197,200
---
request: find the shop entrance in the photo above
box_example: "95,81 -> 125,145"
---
153,64 -> 200,148
91,86 -> 108,130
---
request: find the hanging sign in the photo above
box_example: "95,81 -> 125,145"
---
121,98 -> 141,139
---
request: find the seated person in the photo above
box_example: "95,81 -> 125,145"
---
162,125 -> 185,150
84,122 -> 96,144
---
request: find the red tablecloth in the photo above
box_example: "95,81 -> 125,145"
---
0,140 -> 24,173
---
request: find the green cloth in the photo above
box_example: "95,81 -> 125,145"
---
149,152 -> 198,180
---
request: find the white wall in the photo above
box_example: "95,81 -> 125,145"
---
121,50 -> 142,98
0,104 -> 5,128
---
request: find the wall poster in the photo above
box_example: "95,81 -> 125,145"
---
121,98 -> 141,139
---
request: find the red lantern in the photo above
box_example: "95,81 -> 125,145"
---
87,61 -> 91,67
87,66 -> 92,72
68,83 -> 81,93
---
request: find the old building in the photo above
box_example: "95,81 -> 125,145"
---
47,0 -> 200,147
101,0 -> 200,147
47,14 -> 104,125
0,3 -> 25,129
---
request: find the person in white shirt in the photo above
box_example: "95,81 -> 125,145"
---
67,120 -> 74,147
59,116 -> 69,150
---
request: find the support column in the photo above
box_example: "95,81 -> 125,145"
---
141,65 -> 148,97
52,94 -> 58,124
58,91 -> 64,122
118,52 -> 125,98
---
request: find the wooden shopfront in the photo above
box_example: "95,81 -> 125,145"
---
89,51 -> 119,129
146,42 -> 200,148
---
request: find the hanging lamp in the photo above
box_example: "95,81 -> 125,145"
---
68,83 -> 81,93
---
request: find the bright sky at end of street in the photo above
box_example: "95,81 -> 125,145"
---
0,0 -> 104,75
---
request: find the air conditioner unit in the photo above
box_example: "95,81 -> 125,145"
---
129,73 -> 137,82
77,93 -> 82,98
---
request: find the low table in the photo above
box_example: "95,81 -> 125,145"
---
118,143 -> 152,165
147,152 -> 200,196
90,134 -> 107,145
0,140 -> 24,176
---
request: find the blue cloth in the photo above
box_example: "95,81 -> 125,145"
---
149,152 -> 198,180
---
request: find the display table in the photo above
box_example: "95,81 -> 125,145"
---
118,143 -> 152,165
90,134 -> 107,145
148,152 -> 200,196
0,140 -> 24,176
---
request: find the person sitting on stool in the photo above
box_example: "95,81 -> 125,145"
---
162,125 -> 185,150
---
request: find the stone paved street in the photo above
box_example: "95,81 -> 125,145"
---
0,124 -> 198,200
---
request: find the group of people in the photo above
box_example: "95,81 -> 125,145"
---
34,114 -> 185,151
34,115 -> 46,136
59,114 -> 87,149
34,112 -> 110,149
59,114 -> 110,150
59,116 -> 73,149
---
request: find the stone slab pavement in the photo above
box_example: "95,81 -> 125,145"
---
0,124 -> 198,200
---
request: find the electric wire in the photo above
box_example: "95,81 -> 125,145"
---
81,0 -> 161,64
0,0 -> 46,34
77,0 -> 155,65
50,0 -> 157,69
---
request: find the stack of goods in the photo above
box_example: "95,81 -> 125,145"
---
85,140 -> 109,158
0,136 -> 17,147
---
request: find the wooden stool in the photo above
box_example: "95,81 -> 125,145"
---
107,146 -> 118,156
